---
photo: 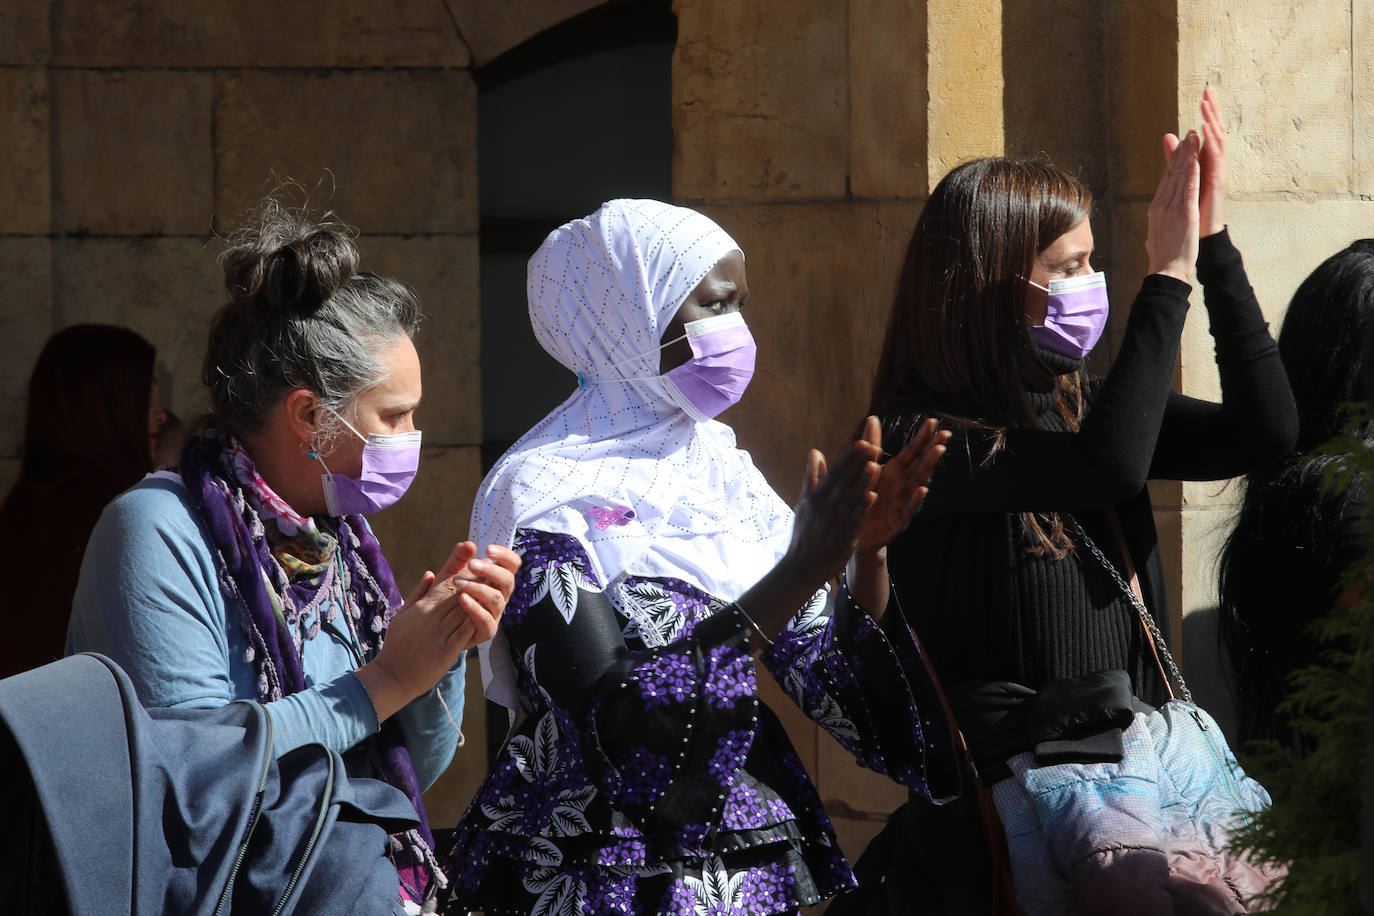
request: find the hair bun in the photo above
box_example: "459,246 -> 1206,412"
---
220,197 -> 360,315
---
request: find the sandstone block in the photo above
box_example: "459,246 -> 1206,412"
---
53,237 -> 223,424
53,70 -> 212,236
1180,1 -> 1350,196
1357,0 -> 1374,194
446,0 -> 603,66
421,652 -> 488,827
1222,199 -> 1374,320
362,235 -> 481,448
1148,479 -> 1183,511
849,0 -> 928,198
0,68 -> 49,235
1003,0 -> 1107,194
215,70 -> 477,236
1108,0 -> 1178,199
367,445 -> 483,593
926,0 -> 1003,187
0,239 -> 54,458
674,0 -> 848,201
1104,201 -> 1175,376
699,201 -> 920,492
1180,504 -> 1235,619
815,726 -> 906,826
1174,199 -> 1371,406
0,0 -> 48,64
54,0 -> 466,68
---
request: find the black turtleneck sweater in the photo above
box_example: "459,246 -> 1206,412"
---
884,229 -> 1298,709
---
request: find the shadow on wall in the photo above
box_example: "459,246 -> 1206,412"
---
1182,605 -> 1239,742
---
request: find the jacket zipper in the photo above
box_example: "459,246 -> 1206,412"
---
272,745 -> 335,915
1189,707 -> 1249,823
214,709 -> 275,916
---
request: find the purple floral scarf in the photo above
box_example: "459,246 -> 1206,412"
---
179,432 -> 445,909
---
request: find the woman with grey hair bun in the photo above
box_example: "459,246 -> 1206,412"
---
67,197 -> 520,913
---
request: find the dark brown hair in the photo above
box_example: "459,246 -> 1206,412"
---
868,157 -> 1093,555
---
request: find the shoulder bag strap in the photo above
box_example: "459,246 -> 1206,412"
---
1067,513 -> 1190,703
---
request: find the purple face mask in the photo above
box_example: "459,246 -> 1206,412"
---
663,312 -> 757,421
316,410 -> 422,516
1028,271 -> 1110,359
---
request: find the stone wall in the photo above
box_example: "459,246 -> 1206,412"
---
3,0 -> 1370,879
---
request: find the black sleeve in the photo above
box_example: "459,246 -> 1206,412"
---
1148,229 -> 1299,480
917,274 -> 1192,516
502,545 -> 763,837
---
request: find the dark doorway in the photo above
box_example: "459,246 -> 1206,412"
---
478,0 -> 676,469
476,0 -> 675,758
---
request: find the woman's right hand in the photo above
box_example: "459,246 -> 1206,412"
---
357,541 -> 519,723
784,430 -> 883,588
1145,128 -> 1201,283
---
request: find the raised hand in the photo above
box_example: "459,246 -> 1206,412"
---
1198,88 -> 1228,237
787,434 -> 882,586
357,542 -> 520,723
1146,129 -> 1201,282
856,416 -> 949,554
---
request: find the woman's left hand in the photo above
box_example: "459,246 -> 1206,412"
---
1197,88 -> 1228,236
855,416 -> 949,554
435,541 -> 521,604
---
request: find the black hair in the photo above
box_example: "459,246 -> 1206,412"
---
1217,239 -> 1374,753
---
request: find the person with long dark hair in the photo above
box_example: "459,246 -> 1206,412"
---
66,198 -> 518,913
847,92 -> 1297,912
0,324 -> 167,677
1218,239 -> 1374,755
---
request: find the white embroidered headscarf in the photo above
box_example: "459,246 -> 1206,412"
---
474,199 -> 795,714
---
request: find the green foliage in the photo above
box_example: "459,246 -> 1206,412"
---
1233,414 -> 1374,913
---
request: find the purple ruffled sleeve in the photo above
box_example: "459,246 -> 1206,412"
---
762,582 -> 963,802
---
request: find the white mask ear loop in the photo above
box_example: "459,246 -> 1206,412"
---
311,406 -> 365,477
1024,277 -> 1050,326
578,330 -> 690,389
321,405 -> 369,444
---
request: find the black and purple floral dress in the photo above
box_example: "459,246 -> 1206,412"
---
440,529 -> 960,915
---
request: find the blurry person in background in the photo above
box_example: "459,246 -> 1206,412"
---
0,324 -> 166,677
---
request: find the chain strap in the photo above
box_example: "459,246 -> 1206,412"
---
1066,517 -> 1193,704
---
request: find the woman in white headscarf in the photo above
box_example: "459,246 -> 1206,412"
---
440,200 -> 961,916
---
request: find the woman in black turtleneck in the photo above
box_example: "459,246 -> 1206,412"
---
839,93 -> 1297,914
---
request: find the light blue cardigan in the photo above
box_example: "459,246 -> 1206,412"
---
66,473 -> 465,791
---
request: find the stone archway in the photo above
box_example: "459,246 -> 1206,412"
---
445,0 -> 613,66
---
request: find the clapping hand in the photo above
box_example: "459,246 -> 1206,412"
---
788,431 -> 883,586
856,416 -> 949,554
1197,88 -> 1228,237
359,541 -> 521,723
1146,128 -> 1200,282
